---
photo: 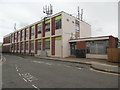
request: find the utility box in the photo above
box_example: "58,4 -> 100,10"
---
107,48 -> 120,62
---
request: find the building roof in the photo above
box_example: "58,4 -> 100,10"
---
69,35 -> 117,43
3,11 -> 90,38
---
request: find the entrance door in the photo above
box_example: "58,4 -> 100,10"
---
70,43 -> 76,56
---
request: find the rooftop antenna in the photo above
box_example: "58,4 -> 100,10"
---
80,9 -> 83,21
14,23 -> 16,31
78,6 -> 80,19
43,4 -> 53,17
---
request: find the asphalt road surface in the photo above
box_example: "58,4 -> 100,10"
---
2,54 -> 119,88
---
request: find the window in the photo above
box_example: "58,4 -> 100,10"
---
26,42 -> 29,50
45,38 -> 50,50
31,41 -> 34,50
45,23 -> 50,32
45,20 -> 50,32
26,28 -> 29,38
37,23 -> 42,34
22,30 -> 24,37
55,15 -> 62,30
21,42 -> 24,50
66,19 -> 69,21
86,40 -> 109,54
31,26 -> 35,36
38,40 -> 41,50
18,32 -> 20,40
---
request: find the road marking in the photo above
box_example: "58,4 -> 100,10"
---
18,73 -> 21,76
2,57 -> 6,64
65,65 -> 71,68
28,80 -> 32,82
23,78 -> 27,82
78,68 -> 82,69
32,84 -> 40,90
46,63 -> 52,65
90,68 -> 120,76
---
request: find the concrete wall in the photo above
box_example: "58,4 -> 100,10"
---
80,21 -> 91,38
86,54 -> 107,59
62,12 -> 76,57
62,12 -> 91,57
55,40 -> 62,57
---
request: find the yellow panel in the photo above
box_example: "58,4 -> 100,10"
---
55,15 -> 62,20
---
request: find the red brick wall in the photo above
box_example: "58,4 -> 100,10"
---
109,36 -> 116,48
51,17 -> 55,35
29,41 -> 31,54
24,29 -> 26,40
51,37 -> 55,55
20,30 -> 22,41
20,42 -> 22,53
42,22 -> 45,37
42,39 -> 45,50
3,45 -> 10,53
35,24 -> 38,38
76,41 -> 86,50
29,27 -> 31,39
24,41 -> 26,53
35,40 -> 37,54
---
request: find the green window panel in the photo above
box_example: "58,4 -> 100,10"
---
26,41 -> 29,44
55,36 -> 62,40
45,38 -> 50,41
38,40 -> 41,42
31,40 -> 34,43
31,25 -> 35,29
55,15 -> 62,20
38,23 -> 42,26
45,20 -> 50,24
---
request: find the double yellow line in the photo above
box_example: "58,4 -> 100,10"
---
90,68 -> 120,76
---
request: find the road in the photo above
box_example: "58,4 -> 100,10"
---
2,54 -> 119,88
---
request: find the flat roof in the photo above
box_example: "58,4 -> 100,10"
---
3,11 -> 90,38
69,35 -> 117,43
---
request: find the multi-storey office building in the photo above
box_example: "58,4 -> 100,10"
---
2,11 -> 91,58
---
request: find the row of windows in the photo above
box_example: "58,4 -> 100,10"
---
11,36 -> 62,51
12,16 -> 62,42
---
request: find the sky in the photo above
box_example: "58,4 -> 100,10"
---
0,0 -> 119,42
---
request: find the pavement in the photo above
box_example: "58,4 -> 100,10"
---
35,56 -> 120,74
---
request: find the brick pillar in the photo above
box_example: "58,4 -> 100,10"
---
42,39 -> 45,50
76,41 -> 86,50
24,41 -> 26,53
20,30 -> 22,41
24,29 -> 26,40
51,37 -> 55,55
29,41 -> 31,54
35,40 -> 37,54
51,17 -> 55,35
35,24 -> 38,38
14,33 -> 15,42
20,42 -> 22,53
109,36 -> 116,48
16,32 -> 18,42
42,22 -> 45,37
29,27 -> 31,40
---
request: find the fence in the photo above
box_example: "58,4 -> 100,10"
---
107,48 -> 120,62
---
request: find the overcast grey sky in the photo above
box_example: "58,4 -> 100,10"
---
0,0 -> 119,42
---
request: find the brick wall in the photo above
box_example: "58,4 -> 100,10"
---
76,41 -> 86,50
